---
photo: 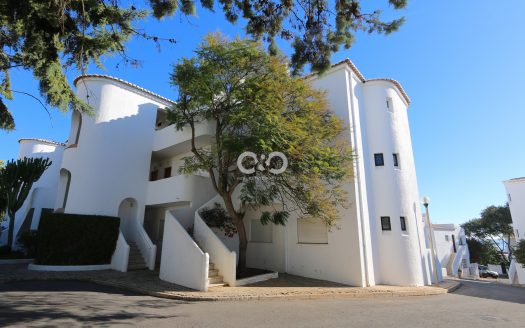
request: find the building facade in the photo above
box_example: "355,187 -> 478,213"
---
504,177 -> 525,285
431,224 -> 470,278
4,59 -> 435,290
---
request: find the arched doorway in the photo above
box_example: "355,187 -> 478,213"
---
118,198 -> 137,239
57,168 -> 71,210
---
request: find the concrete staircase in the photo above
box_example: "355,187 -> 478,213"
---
208,262 -> 225,286
128,241 -> 147,271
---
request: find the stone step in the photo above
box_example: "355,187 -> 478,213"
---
208,283 -> 227,288
209,262 -> 215,270
208,275 -> 224,284
208,269 -> 219,277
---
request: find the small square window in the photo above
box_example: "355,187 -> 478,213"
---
381,216 -> 391,231
386,97 -> 393,112
393,153 -> 399,167
400,217 -> 406,231
374,153 -> 384,167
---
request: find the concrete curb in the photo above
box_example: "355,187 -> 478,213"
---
0,275 -> 462,302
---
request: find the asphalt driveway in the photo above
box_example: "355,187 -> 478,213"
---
1,279 -> 524,327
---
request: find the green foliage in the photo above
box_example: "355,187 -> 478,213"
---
151,0 -> 408,74
168,34 -> 353,269
0,0 -> 147,130
462,204 -> 513,265
514,240 -> 525,268
466,237 -> 500,265
36,213 -> 120,265
199,203 -> 237,237
17,230 -> 38,258
1,1 -> 406,130
0,157 -> 52,250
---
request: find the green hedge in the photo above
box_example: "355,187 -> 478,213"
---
36,213 -> 120,265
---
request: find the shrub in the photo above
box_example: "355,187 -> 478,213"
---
36,213 -> 120,265
17,230 -> 38,257
199,203 -> 237,237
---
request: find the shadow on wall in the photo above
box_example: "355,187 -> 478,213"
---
60,102 -> 160,215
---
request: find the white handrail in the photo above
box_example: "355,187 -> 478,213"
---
194,211 -> 237,286
159,211 -> 209,291
133,222 -> 157,270
452,244 -> 467,276
111,231 -> 130,272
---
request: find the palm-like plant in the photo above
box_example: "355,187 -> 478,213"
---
0,157 -> 51,251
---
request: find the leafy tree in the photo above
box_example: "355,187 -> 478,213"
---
466,237 -> 500,265
515,240 -> 525,268
1,1 -> 406,131
151,0 -> 408,74
462,204 -> 514,265
0,157 -> 51,251
0,1 -> 148,130
0,159 -> 5,223
167,34 -> 352,271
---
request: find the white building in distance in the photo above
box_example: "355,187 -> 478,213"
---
431,224 -> 470,278
504,177 -> 525,285
4,59 -> 437,290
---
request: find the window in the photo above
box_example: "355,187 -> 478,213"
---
381,216 -> 391,231
374,153 -> 384,167
445,235 -> 449,242
164,167 -> 172,179
393,153 -> 399,167
297,217 -> 328,244
250,219 -> 272,243
386,97 -> 393,112
400,217 -> 406,231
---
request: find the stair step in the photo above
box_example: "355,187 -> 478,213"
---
208,269 -> 219,277
208,275 -> 224,284
209,262 -> 215,270
208,283 -> 227,288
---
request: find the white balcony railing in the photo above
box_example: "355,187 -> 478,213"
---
146,174 -> 210,206
152,121 -> 215,153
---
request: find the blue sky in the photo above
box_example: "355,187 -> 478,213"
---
1,1 -> 524,224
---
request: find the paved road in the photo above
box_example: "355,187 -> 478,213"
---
0,279 -> 524,327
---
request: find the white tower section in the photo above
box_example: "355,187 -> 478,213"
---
58,76 -> 171,219
1,139 -> 65,247
361,80 -> 427,286
307,60 -> 430,286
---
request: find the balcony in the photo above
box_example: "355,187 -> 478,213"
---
152,121 -> 215,157
146,174 -> 211,206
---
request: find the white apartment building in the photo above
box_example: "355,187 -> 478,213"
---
4,59 -> 437,290
504,177 -> 525,285
431,224 -> 470,278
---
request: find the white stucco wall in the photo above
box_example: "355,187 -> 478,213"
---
5,139 -> 65,247
504,178 -> 525,284
504,178 -> 525,241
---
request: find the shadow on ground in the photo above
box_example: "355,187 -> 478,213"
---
0,280 -> 187,326
452,279 -> 525,305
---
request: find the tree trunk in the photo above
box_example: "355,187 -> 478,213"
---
222,193 -> 248,273
7,210 -> 15,252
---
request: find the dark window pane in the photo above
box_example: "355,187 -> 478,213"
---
374,153 -> 384,166
150,170 -> 158,181
393,153 -> 399,167
400,216 -> 406,231
381,216 -> 391,231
